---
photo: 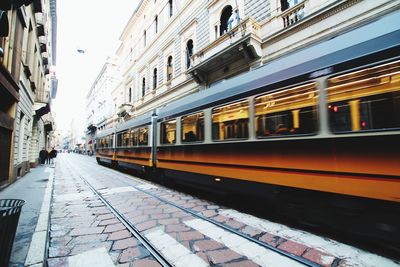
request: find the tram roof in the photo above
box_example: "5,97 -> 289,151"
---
96,112 -> 153,137
117,112 -> 153,132
96,127 -> 115,138
157,10 -> 400,120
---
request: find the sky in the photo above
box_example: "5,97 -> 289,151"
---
53,0 -> 138,137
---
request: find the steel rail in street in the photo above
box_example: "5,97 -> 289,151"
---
80,175 -> 173,267
78,158 -> 321,267
63,160 -> 173,267
130,182 -> 322,267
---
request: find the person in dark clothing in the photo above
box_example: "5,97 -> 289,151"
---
49,148 -> 57,164
39,148 -> 48,165
46,148 -> 51,164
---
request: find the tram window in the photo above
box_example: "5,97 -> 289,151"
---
181,112 -> 204,143
131,129 -> 138,146
212,100 -> 249,141
122,131 -> 130,147
254,83 -> 317,137
116,133 -> 122,147
160,119 -> 177,144
327,60 -> 400,133
138,127 -> 149,146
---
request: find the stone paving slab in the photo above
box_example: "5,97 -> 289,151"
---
47,157 -> 158,266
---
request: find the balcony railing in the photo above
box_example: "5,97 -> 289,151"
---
282,1 -> 305,28
191,17 -> 261,67
35,12 -> 45,26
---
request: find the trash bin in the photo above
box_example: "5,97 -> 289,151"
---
0,199 -> 25,267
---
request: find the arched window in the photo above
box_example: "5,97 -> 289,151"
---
155,15 -> 158,34
169,0 -> 173,17
186,39 -> 193,69
144,30 -> 147,47
142,78 -> 146,97
167,56 -> 173,81
128,87 -> 132,102
220,6 -> 233,36
153,68 -> 158,89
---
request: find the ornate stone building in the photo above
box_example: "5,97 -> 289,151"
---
0,0 -> 57,186
85,57 -> 121,153
86,0 -> 399,141
108,0 -> 399,120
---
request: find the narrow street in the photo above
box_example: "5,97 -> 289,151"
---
2,1 -> 400,267
39,153 -> 398,267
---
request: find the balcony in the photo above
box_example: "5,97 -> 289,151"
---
282,1 -> 305,28
40,43 -> 47,53
35,12 -> 45,26
23,63 -> 31,78
30,80 -> 36,92
36,24 -> 45,37
188,17 -> 262,84
42,56 -> 48,66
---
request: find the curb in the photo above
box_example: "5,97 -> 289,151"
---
24,166 -> 55,266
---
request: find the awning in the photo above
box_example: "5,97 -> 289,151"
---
35,103 -> 50,118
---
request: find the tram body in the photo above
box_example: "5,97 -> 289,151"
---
96,11 -> 400,248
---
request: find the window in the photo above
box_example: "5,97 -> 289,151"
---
104,136 -> 111,148
167,56 -> 173,81
122,131 -> 130,147
117,133 -> 123,147
255,83 -> 318,137
142,77 -> 146,97
154,16 -> 158,34
153,68 -> 158,90
182,112 -> 204,143
131,129 -> 138,146
186,39 -> 193,69
144,30 -> 147,47
139,127 -> 149,146
327,60 -> 400,133
220,6 -> 233,36
169,0 -> 173,17
161,119 -> 176,144
128,87 -> 132,102
281,0 -> 300,12
212,100 -> 249,141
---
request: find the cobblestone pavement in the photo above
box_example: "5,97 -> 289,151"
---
46,154 -> 400,267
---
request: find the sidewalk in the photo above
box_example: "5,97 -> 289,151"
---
0,163 -> 54,267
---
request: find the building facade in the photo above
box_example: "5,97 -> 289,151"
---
109,0 -> 399,118
86,0 -> 399,144
0,0 -> 57,186
85,57 -> 121,154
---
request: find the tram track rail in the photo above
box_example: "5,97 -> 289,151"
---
129,182 -> 321,267
76,158 -> 321,267
62,159 -> 173,267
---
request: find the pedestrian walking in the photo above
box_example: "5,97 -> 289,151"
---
46,148 -> 51,164
49,147 -> 57,164
39,148 -> 48,165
